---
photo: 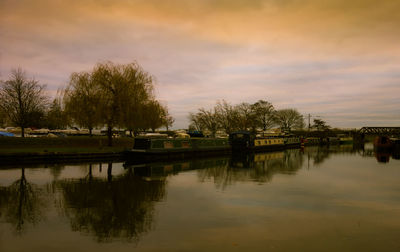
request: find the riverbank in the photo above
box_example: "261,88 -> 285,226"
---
0,136 -> 133,152
0,136 -> 134,166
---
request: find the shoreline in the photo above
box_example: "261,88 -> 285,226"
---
0,151 -> 125,167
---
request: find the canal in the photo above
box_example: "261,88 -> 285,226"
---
1,144 -> 400,251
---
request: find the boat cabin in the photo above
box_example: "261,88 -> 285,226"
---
229,131 -> 256,148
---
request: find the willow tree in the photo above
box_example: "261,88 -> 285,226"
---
0,68 -> 48,137
92,62 -> 155,146
64,72 -> 101,136
142,100 -> 167,132
65,62 -> 157,144
0,106 -> 6,127
47,98 -> 69,130
120,64 -> 154,136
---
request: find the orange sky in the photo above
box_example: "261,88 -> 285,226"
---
1,0 -> 399,128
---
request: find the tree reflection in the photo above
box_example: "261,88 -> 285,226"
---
49,164 -> 66,181
57,163 -> 166,242
304,146 -> 331,166
0,167 -> 44,235
129,151 -> 305,190
198,149 -> 304,189
302,144 -> 362,166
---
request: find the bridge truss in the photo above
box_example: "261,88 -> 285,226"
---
358,127 -> 400,136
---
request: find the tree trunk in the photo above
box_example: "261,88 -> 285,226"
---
107,163 -> 112,182
21,126 -> 25,138
107,125 -> 113,146
88,164 -> 93,181
89,127 -> 93,137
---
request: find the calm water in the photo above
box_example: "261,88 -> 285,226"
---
1,144 -> 400,251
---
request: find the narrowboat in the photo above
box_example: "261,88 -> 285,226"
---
124,137 -> 231,162
374,136 -> 394,151
300,137 -> 321,146
327,137 -> 340,145
390,137 -> 400,147
338,134 -> 353,144
229,131 -> 285,152
284,136 -> 301,148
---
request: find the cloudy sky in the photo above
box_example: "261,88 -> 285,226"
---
1,0 -> 399,129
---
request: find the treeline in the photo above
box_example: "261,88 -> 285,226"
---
0,62 -> 174,145
189,100 -> 305,137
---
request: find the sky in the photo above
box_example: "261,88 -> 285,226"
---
1,0 -> 399,129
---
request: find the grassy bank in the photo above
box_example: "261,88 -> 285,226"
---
0,136 -> 134,154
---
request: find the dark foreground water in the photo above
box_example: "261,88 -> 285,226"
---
1,144 -> 400,252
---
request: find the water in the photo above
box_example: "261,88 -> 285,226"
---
1,144 -> 400,251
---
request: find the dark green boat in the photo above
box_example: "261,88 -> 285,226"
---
124,137 -> 231,162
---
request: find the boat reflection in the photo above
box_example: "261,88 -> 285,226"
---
126,149 -> 305,189
374,149 -> 400,163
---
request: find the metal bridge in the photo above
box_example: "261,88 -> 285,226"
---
358,127 -> 400,136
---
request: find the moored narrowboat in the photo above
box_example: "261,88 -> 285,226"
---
284,136 -> 301,148
390,138 -> 400,147
374,136 -> 394,151
229,131 -> 285,152
338,134 -> 353,144
327,137 -> 340,145
301,137 -> 321,146
124,137 -> 231,162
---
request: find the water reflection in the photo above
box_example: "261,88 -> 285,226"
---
0,167 -> 46,235
374,150 -> 400,163
0,144 -> 398,248
357,143 -> 400,163
203,149 -> 304,188
127,149 -> 305,190
56,163 -> 166,242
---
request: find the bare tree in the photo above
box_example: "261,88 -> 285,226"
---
251,100 -> 275,131
0,68 -> 48,137
235,102 -> 256,132
215,100 -> 239,134
189,108 -> 219,137
163,108 -> 175,131
274,109 -> 305,132
312,118 -> 330,131
188,112 -> 203,131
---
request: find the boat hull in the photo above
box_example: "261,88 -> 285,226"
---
374,136 -> 394,151
125,137 -> 231,163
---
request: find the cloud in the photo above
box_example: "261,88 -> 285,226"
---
1,0 -> 399,128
